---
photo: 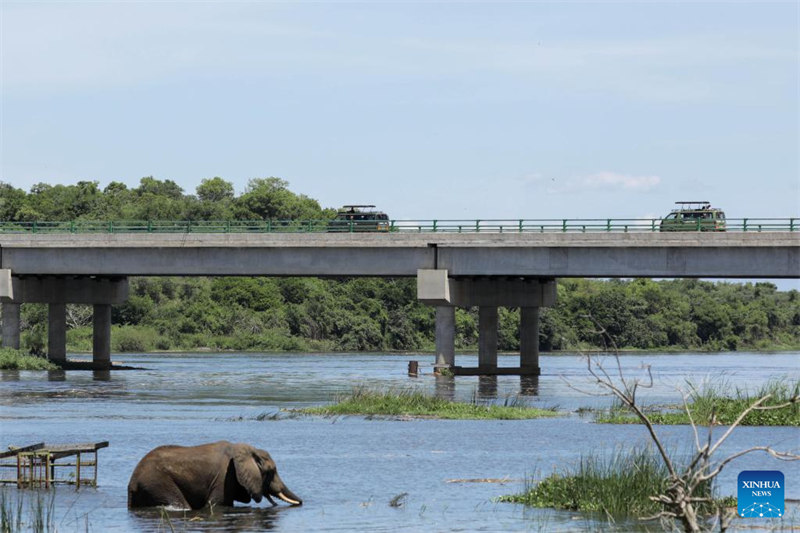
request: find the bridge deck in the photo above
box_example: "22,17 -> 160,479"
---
1,232 -> 798,278
0,231 -> 796,247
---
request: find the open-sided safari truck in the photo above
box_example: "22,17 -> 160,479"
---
660,201 -> 727,232
327,205 -> 391,232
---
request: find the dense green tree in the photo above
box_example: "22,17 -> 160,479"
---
96,181 -> 132,219
136,177 -> 184,199
0,182 -> 28,220
196,177 -> 234,203
235,177 -> 326,220
188,177 -> 235,220
21,181 -> 101,220
210,277 -> 282,312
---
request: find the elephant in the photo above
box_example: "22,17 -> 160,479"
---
127,441 -> 302,509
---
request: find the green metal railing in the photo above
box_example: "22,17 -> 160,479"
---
0,218 -> 795,234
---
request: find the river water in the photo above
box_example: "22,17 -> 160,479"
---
0,352 -> 798,532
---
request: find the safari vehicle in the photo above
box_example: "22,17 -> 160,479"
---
327,205 -> 390,232
660,201 -> 726,232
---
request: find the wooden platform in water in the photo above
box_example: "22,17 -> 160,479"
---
0,441 -> 108,488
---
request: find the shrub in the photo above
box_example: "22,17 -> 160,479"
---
66,326 -> 92,352
0,348 -> 57,370
111,326 -> 156,352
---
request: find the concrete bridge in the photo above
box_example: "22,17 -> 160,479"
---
1,231 -> 798,373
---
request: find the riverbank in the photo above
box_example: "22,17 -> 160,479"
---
5,345 -> 798,373
54,341 -> 800,356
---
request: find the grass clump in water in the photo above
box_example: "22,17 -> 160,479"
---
300,386 -> 559,420
498,446 -> 732,519
596,379 -> 799,427
0,348 -> 58,371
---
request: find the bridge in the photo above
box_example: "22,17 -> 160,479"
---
1,218 -> 798,375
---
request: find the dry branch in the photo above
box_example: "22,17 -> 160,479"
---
572,315 -> 799,533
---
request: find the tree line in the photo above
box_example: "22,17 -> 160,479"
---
2,177 -> 798,353
0,176 -> 330,222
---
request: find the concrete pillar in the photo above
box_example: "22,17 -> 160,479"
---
47,370 -> 66,382
2,303 -> 21,349
520,306 -> 540,374
93,304 -> 112,367
520,375 -> 540,396
477,376 -> 498,399
435,306 -> 455,369
434,374 -> 455,400
48,303 -> 67,363
478,306 -> 498,369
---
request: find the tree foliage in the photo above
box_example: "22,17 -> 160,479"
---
3,178 -> 798,352
0,176 -> 332,222
13,276 -> 796,354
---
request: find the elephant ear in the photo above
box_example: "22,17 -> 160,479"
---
233,445 -> 263,502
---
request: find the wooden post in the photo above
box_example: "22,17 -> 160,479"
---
93,451 -> 98,486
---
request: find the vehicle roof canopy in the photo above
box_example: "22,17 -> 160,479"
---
669,201 -> 723,212
338,204 -> 384,213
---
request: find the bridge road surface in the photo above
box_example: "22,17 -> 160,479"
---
0,232 -> 797,279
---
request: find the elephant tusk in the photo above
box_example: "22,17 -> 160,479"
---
276,492 -> 302,506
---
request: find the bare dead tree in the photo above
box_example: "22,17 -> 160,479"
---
569,316 -> 799,533
65,304 -> 93,329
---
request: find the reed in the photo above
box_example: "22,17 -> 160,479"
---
498,446 -> 732,519
0,488 -> 57,533
301,386 -> 559,420
0,488 -> 23,533
597,379 -> 799,426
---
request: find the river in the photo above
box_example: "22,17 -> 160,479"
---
0,352 -> 798,532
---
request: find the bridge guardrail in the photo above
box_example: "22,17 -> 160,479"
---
0,218 -> 795,234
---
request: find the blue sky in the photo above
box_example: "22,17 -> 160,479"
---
1,1 -> 797,223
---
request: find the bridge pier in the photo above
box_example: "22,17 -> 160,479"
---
2,302 -> 20,350
520,306 -> 540,375
48,303 -> 67,363
93,304 -> 112,367
435,306 -> 456,369
478,306 -> 498,370
418,270 -> 555,376
0,274 -> 128,367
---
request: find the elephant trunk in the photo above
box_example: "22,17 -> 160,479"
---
269,474 -> 302,506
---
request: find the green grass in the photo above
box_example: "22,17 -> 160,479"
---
498,446 -> 733,519
595,380 -> 799,427
299,386 -> 560,420
0,348 -> 58,371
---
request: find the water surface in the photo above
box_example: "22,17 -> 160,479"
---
1,352 -> 798,531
